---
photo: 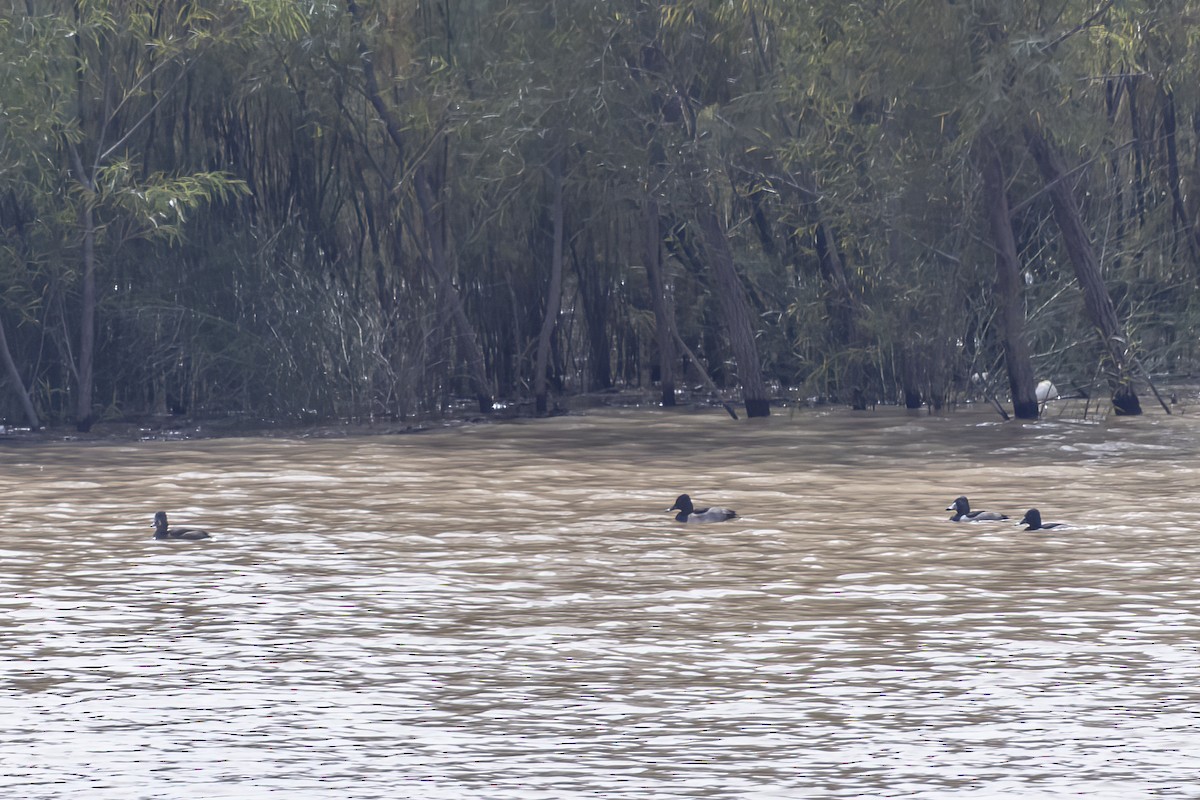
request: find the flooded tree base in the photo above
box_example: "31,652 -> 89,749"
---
1113,387 -> 1143,416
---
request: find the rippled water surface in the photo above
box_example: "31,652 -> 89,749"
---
4,405 -> 1200,798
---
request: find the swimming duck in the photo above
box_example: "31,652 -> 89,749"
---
1018,508 -> 1065,531
153,511 -> 211,540
668,494 -> 737,523
946,496 -> 1009,522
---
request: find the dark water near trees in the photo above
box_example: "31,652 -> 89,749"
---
3,405 -> 1200,798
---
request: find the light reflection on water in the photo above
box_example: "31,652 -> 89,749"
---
3,406 -> 1200,798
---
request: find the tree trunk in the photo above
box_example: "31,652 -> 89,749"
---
0,313 -> 40,428
643,200 -> 677,407
413,169 -> 494,413
1024,121 -> 1142,415
76,201 -> 97,431
1160,88 -> 1200,259
534,157 -> 565,415
978,134 -> 1039,419
898,343 -> 923,410
696,203 -> 770,417
812,203 -> 867,407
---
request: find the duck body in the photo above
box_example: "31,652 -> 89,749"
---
669,494 -> 737,523
947,495 -> 1008,522
1019,508 -> 1065,531
153,511 -> 211,540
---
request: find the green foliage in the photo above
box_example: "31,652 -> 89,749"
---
3,0 -> 1200,425
94,162 -> 250,242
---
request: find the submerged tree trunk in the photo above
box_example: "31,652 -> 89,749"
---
643,200 -> 677,407
534,156 -> 566,415
1024,122 -> 1142,415
978,135 -> 1039,419
696,203 -> 770,418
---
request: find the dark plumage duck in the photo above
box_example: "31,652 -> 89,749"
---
1018,508 -> 1065,531
153,511 -> 211,540
946,495 -> 1009,522
668,494 -> 737,523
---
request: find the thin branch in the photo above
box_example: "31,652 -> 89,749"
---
1044,0 -> 1117,53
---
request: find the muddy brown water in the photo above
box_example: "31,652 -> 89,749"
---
3,405 -> 1200,798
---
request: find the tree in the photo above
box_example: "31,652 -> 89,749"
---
344,0 -> 494,413
1024,121 -> 1142,414
533,150 -> 566,414
977,135 -> 1040,419
0,315 -> 39,428
696,201 -> 771,417
643,199 -> 678,407
1,1 -> 300,429
4,0 -> 1199,428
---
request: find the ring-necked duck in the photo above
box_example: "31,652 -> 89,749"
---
668,494 -> 737,523
153,511 -> 211,540
1018,508 -> 1065,531
947,496 -> 1009,522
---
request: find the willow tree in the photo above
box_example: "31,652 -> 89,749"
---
343,0 -> 496,414
444,3 -> 595,414
1089,1 -> 1200,383
953,0 -> 1161,415
977,134 -> 1040,419
596,2 -> 775,417
704,0 -> 874,407
0,14 -> 49,427
1024,120 -> 1143,415
1,1 -> 303,430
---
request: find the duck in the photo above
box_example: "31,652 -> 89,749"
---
1018,508 -> 1065,531
668,494 -> 737,523
946,495 -> 1009,522
153,511 -> 211,540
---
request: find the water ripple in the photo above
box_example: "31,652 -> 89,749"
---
4,407 -> 1200,797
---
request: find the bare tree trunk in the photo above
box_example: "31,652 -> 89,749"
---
643,200 -> 677,407
696,203 -> 770,417
0,314 -> 39,428
534,156 -> 565,414
978,134 -> 1039,419
1024,121 -> 1142,415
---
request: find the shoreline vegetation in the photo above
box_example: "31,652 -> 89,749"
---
0,389 -> 727,444
5,5 -> 1200,433
4,379 -> 1193,446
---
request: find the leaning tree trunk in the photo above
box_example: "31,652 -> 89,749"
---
1023,121 -> 1141,415
643,199 -> 677,407
0,313 -> 39,428
978,134 -> 1039,419
696,203 -> 770,418
533,155 -> 565,415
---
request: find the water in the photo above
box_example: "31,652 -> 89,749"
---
3,405 -> 1200,798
